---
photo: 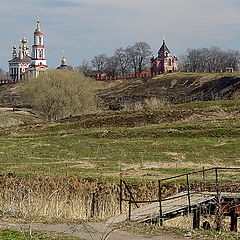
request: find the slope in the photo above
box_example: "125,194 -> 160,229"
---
0,100 -> 239,180
98,73 -> 240,110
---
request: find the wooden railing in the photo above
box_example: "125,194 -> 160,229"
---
120,167 -> 240,225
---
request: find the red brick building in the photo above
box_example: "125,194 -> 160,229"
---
150,38 -> 179,74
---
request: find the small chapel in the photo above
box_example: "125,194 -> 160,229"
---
150,37 -> 179,75
8,13 -> 48,82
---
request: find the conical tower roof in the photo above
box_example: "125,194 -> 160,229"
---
158,37 -> 170,56
34,9 -> 42,33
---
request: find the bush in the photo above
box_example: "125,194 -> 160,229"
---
22,70 -> 99,120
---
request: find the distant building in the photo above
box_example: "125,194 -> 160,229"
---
8,14 -> 48,82
150,37 -> 179,75
57,55 -> 72,70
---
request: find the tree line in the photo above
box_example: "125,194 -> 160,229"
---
76,45 -> 240,76
75,42 -> 152,76
180,46 -> 240,72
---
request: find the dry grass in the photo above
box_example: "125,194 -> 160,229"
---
98,72 -> 240,110
0,173 -> 182,222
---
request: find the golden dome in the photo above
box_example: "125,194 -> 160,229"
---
21,37 -> 27,45
61,56 -> 67,66
35,21 -> 42,32
35,8 -> 42,32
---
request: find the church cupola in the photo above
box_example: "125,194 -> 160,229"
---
158,36 -> 170,58
61,56 -> 67,66
12,45 -> 17,58
57,51 -> 71,70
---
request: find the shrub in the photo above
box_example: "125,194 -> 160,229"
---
22,70 -> 99,120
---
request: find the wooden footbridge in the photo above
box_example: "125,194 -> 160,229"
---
108,167 -> 240,232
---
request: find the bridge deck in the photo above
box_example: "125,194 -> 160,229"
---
108,192 -> 217,224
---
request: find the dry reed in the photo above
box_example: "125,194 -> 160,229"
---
0,174 -> 178,221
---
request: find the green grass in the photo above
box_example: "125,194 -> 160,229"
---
0,228 -> 82,240
120,221 -> 240,240
0,100 -> 240,181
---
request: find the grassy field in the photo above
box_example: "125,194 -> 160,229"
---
0,228 -> 82,240
0,100 -> 239,222
0,100 -> 239,182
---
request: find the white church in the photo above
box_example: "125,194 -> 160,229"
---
8,14 -> 48,82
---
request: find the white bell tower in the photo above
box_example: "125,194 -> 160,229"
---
30,9 -> 48,74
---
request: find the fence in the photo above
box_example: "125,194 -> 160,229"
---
120,167 -> 240,231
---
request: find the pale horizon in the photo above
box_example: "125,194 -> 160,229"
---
1,0 -> 240,71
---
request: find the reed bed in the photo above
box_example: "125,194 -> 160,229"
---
0,174 -> 178,221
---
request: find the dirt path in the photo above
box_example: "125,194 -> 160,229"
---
0,221 -> 185,240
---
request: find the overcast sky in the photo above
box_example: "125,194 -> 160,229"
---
1,0 -> 240,71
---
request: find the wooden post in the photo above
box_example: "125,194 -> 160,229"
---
202,167 -> 206,189
215,168 -> 221,231
129,195 -> 132,221
123,181 -> 139,208
193,207 -> 200,229
230,206 -> 238,232
158,180 -> 163,226
120,178 -> 123,214
186,174 -> 191,213
215,168 -> 219,202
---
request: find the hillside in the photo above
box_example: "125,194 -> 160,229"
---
0,72 -> 239,112
98,73 -> 240,110
0,100 -> 239,181
0,83 -> 26,107
0,100 -> 239,224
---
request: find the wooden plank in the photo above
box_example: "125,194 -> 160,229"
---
107,192 -> 240,224
107,192 -> 216,224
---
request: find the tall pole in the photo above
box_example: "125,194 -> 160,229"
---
129,195 -> 132,221
215,168 -> 221,231
158,180 -> 163,226
215,168 -> 219,201
186,174 -> 191,213
120,177 -> 123,214
202,167 -> 206,189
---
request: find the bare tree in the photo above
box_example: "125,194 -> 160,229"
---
127,42 -> 152,74
114,48 -> 131,75
91,54 -> 108,73
134,42 -> 152,73
104,56 -> 119,76
180,47 -> 240,72
75,60 -> 92,75
126,46 -> 138,75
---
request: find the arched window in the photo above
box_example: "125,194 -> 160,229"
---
169,59 -> 172,66
39,37 -> 42,45
39,50 -> 42,58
